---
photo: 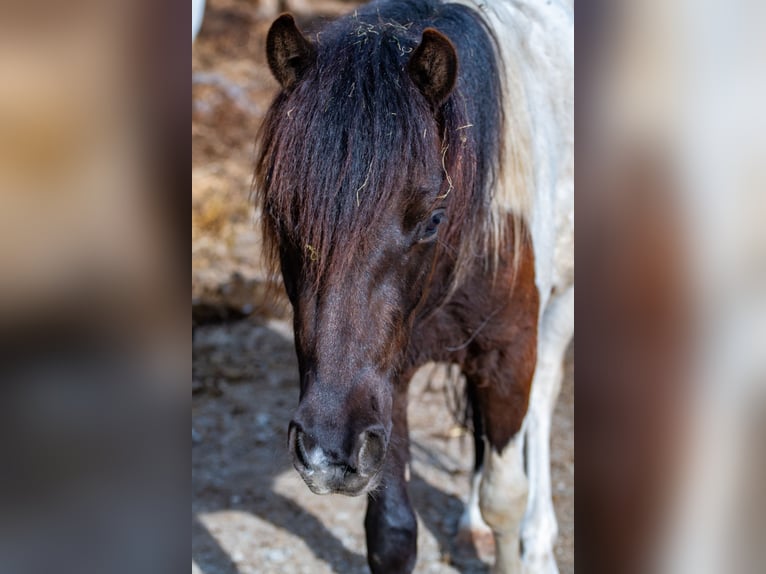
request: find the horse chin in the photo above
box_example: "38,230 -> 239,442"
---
303,481 -> 332,496
300,471 -> 382,497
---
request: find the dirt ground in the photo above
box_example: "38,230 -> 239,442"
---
192,1 -> 573,572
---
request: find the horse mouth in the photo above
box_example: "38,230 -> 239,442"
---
298,468 -> 382,497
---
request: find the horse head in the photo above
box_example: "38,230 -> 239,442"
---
258,14 -> 461,495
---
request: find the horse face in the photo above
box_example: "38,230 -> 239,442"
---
280,189 -> 447,496
263,16 -> 459,496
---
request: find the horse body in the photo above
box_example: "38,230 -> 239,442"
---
256,1 -> 573,572
469,2 -> 574,571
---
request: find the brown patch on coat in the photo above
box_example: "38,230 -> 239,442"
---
407,214 -> 539,452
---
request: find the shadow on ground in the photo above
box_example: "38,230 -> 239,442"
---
192,319 -> 498,574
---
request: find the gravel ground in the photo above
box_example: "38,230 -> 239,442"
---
192,318 -> 573,573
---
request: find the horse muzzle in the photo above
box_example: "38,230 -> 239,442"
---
287,421 -> 388,496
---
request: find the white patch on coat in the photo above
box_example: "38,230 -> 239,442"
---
453,0 -> 574,303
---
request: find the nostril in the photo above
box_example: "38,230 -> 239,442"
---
289,424 -> 311,471
363,425 -> 387,446
357,425 -> 387,477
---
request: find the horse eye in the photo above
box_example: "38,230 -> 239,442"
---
418,209 -> 446,242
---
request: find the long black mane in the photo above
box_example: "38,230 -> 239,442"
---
256,0 -> 504,283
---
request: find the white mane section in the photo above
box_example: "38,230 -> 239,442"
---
455,0 -> 574,299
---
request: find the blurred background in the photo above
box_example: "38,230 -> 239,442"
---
577,0 -> 766,572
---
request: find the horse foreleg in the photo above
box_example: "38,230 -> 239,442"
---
480,430 -> 528,574
457,385 -> 494,557
469,339 -> 537,572
364,386 -> 417,574
522,286 -> 574,574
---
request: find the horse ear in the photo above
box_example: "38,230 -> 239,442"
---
407,28 -> 458,108
266,14 -> 316,89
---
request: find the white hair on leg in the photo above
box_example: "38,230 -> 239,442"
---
522,286 -> 574,574
459,469 -> 491,533
480,431 -> 528,574
457,468 -> 494,557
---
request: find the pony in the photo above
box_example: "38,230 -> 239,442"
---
254,1 -> 573,572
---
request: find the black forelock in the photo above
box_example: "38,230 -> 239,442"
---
256,0 -> 503,284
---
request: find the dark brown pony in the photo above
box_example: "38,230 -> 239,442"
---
255,1 -> 557,571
